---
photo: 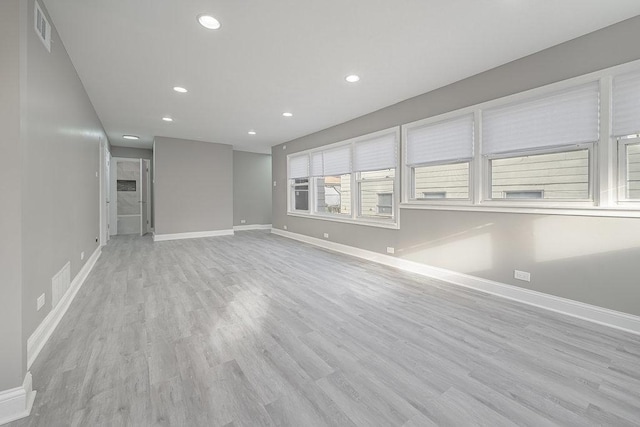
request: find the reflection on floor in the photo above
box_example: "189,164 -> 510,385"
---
12,231 -> 640,426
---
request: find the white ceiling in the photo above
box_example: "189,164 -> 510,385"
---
44,0 -> 640,153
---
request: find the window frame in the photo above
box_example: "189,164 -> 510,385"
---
286,127 -> 401,229
617,135 -> 640,204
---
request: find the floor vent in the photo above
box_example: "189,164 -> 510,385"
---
52,262 -> 71,308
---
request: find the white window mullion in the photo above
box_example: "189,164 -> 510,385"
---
599,76 -> 613,207
351,170 -> 358,220
473,109 -> 483,204
401,126 -> 411,204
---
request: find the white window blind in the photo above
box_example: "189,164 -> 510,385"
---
613,71 -> 640,137
353,133 -> 398,172
288,154 -> 309,179
482,82 -> 600,155
320,145 -> 352,176
310,152 -> 324,177
406,114 -> 474,166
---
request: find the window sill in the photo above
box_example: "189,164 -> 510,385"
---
286,212 -> 400,229
399,202 -> 640,218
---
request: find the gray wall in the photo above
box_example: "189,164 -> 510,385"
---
233,151 -> 272,226
0,0 -> 24,392
272,16 -> 640,317
21,0 -> 106,368
154,137 -> 233,235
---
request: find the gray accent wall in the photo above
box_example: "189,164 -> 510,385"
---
272,16 -> 640,317
233,151 -> 272,226
0,0 -> 24,392
154,137 -> 233,235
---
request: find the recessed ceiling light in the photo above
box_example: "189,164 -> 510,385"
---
162,117 -> 173,122
173,86 -> 188,93
248,131 -> 256,135
198,14 -> 221,30
282,112 -> 293,117
345,74 -> 360,83
123,135 -> 139,140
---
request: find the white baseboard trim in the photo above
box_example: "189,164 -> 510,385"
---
0,372 -> 36,426
27,246 -> 102,369
233,224 -> 272,231
271,228 -> 640,336
153,229 -> 234,242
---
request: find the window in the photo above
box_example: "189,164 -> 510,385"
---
482,83 -> 599,202
490,149 -> 590,200
405,114 -> 474,201
618,137 -> 640,201
397,61 -> 640,214
288,154 -> 309,212
414,163 -> 469,200
287,128 -> 399,227
614,72 -> 640,202
626,142 -> 640,200
358,170 -> 395,218
311,146 -> 352,216
354,133 -> 398,219
315,174 -> 351,215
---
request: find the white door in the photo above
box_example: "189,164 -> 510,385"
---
104,146 -> 111,243
109,156 -> 118,236
140,159 -> 148,236
145,159 -> 151,234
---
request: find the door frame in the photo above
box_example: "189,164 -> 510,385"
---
99,138 -> 110,246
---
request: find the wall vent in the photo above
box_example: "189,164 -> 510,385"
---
52,262 -> 71,308
34,2 -> 51,52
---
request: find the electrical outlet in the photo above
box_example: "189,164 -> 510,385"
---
323,233 -> 329,239
37,294 -> 45,311
81,251 -> 85,261
95,171 -> 98,177
514,270 -> 531,282
240,219 -> 246,224
273,181 -> 277,187
283,225 -> 287,230
386,247 -> 395,254
283,145 -> 286,150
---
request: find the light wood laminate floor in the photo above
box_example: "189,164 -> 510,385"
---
11,231 -> 640,426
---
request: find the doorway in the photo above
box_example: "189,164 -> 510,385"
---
110,157 -> 151,236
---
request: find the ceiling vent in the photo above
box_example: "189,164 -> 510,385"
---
34,2 -> 51,52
